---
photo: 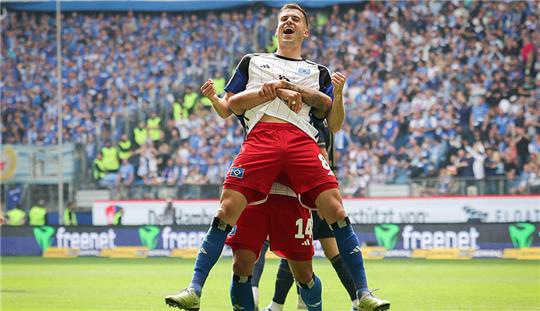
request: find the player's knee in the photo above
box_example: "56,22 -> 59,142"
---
294,269 -> 314,284
319,195 -> 347,223
334,207 -> 347,221
215,190 -> 247,225
214,208 -> 230,224
232,251 -> 256,276
289,262 -> 313,284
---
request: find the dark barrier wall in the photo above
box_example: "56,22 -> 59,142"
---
1,223 -> 539,256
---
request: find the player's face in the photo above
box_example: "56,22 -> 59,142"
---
276,9 -> 309,45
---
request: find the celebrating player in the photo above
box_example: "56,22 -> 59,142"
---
165,4 -> 390,311
183,71 -> 321,311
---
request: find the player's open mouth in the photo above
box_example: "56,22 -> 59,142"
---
283,27 -> 294,34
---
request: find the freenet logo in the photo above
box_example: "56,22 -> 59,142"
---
33,226 -> 56,252
374,224 -> 400,250
401,225 -> 479,250
508,223 -> 536,248
139,225 -> 161,250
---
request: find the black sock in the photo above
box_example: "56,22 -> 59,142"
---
331,254 -> 357,301
272,258 -> 294,304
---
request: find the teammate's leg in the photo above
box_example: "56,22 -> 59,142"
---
319,237 -> 358,308
312,212 -> 358,308
313,188 -> 390,311
262,258 -> 295,311
314,188 -> 368,290
231,249 -> 258,311
288,260 -> 322,311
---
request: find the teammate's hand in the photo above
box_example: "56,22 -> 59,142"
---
331,72 -> 346,96
258,80 -> 283,101
201,79 -> 218,101
277,88 -> 303,113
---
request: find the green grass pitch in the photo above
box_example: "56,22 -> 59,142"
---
1,257 -> 539,310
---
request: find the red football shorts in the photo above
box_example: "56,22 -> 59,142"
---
225,194 -> 314,261
223,122 -> 338,204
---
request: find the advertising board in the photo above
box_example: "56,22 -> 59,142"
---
2,223 -> 538,259
92,196 -> 540,225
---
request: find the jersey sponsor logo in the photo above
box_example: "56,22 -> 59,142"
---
229,167 -> 245,179
278,74 -> 291,82
298,67 -> 311,75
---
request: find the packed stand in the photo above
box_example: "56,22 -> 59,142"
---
1,1 -> 539,197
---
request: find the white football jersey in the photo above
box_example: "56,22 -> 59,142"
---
225,53 -> 334,141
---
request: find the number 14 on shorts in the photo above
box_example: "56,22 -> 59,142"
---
295,217 -> 313,239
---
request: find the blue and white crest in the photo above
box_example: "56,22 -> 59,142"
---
229,167 -> 245,179
298,67 -> 311,75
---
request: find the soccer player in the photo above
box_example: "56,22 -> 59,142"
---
227,190 -> 317,311
165,4 -> 390,311
196,74 -> 321,311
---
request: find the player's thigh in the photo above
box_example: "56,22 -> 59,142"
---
287,259 -> 313,284
217,188 -> 249,225
284,132 -> 338,195
223,130 -> 284,199
226,203 -> 270,262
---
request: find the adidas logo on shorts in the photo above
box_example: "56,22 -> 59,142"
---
301,239 -> 311,246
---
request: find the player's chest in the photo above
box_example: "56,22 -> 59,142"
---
248,57 -> 319,88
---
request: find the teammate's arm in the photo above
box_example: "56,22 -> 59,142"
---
201,79 -> 233,119
281,80 -> 332,119
326,72 -> 346,133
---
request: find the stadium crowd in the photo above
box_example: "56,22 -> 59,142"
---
1,1 -> 539,197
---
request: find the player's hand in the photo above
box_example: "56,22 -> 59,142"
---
277,88 -> 303,113
331,72 -> 346,96
201,79 -> 218,101
258,80 -> 284,101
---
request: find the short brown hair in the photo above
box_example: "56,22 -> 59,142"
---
280,3 -> 309,28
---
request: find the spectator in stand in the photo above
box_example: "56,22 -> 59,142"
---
159,158 -> 179,186
117,159 -> 135,188
117,134 -> 133,162
133,121 -> 149,148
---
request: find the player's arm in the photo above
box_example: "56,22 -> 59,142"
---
326,72 -> 346,133
200,79 -> 233,119
281,80 -> 332,119
228,80 -> 283,115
